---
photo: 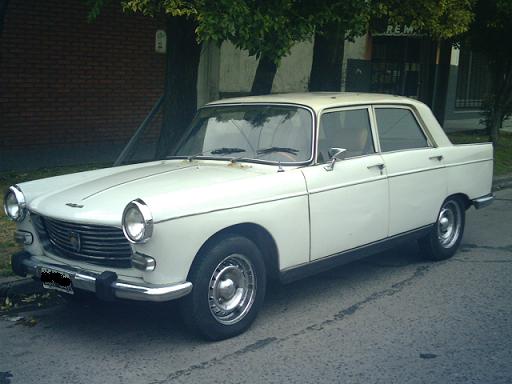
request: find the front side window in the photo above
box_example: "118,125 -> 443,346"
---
375,108 -> 428,152
172,105 -> 313,163
318,108 -> 375,163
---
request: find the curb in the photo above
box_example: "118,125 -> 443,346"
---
0,277 -> 43,301
493,174 -> 512,191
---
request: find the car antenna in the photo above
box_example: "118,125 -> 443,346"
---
277,161 -> 285,173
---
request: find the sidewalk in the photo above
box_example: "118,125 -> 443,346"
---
0,275 -> 44,305
443,117 -> 512,133
494,173 -> 512,191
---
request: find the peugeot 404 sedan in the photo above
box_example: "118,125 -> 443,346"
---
5,93 -> 494,340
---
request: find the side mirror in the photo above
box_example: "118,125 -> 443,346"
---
324,147 -> 347,171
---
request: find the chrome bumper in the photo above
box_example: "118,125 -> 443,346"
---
472,193 -> 495,209
13,252 -> 192,302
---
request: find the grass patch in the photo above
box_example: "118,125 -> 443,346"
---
447,130 -> 512,176
0,164 -> 106,277
0,216 -> 18,277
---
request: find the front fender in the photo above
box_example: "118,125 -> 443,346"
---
134,194 -> 310,285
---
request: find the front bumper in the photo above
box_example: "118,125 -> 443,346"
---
12,251 -> 192,302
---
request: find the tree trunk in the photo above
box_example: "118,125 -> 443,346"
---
488,110 -> 502,147
0,0 -> 10,37
309,22 -> 345,92
486,58 -> 512,146
251,55 -> 278,95
155,15 -> 201,159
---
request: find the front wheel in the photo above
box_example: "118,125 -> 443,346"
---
419,197 -> 465,261
179,234 -> 266,340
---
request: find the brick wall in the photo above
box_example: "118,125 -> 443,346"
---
0,0 -> 165,150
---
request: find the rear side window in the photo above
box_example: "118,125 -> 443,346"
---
375,108 -> 428,152
318,108 -> 375,162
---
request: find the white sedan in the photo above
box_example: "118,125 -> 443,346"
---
4,93 -> 494,340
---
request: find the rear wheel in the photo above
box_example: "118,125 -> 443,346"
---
179,234 -> 266,340
419,197 -> 465,260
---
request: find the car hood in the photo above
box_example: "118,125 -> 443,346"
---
21,160 -> 306,226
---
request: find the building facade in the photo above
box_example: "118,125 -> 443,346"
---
1,0 -> 166,169
0,2 -> 490,170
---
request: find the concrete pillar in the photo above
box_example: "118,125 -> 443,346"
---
197,42 -> 221,107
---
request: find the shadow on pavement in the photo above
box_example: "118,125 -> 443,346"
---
12,240 -> 426,346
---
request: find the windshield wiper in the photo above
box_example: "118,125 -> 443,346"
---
256,147 -> 299,155
210,147 -> 246,155
187,147 -> 246,162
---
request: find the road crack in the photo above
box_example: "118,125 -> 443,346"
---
293,265 -> 431,333
148,337 -> 277,384
453,258 -> 512,264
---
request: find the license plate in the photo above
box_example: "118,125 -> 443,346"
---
40,268 -> 74,294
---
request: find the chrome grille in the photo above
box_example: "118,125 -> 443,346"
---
34,214 -> 132,268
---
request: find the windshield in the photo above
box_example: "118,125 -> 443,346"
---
171,105 -> 313,164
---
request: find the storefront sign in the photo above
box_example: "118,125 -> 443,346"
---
374,25 -> 422,37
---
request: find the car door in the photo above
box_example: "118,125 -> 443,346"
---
373,105 -> 447,236
301,106 -> 389,261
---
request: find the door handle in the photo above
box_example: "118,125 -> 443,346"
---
429,155 -> 443,161
367,163 -> 385,175
367,163 -> 385,170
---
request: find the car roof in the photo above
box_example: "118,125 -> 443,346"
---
206,92 -> 420,113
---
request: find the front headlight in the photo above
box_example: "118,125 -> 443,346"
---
122,199 -> 153,243
3,186 -> 27,222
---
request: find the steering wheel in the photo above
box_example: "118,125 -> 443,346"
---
276,151 -> 298,161
258,151 -> 298,162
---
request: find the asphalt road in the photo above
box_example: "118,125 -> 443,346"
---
1,189 -> 511,384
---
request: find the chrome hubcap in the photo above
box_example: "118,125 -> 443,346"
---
218,277 -> 236,301
437,200 -> 461,248
209,254 -> 256,325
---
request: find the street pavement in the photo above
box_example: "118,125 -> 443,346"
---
1,189 -> 511,384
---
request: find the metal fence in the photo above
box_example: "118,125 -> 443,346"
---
455,48 -> 489,109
